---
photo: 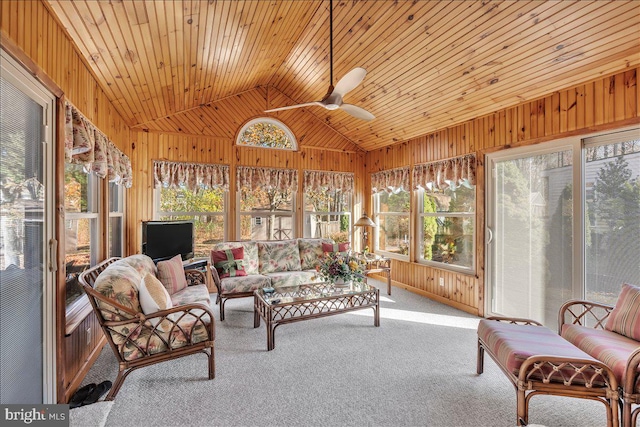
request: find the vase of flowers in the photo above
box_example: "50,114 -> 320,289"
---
315,250 -> 366,286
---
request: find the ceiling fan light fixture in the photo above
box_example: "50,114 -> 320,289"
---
325,103 -> 340,110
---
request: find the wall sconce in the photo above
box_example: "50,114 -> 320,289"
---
354,212 -> 376,252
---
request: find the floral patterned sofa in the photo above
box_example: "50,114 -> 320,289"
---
79,254 -> 215,400
210,238 -> 334,320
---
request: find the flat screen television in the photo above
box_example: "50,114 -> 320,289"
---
142,220 -> 194,262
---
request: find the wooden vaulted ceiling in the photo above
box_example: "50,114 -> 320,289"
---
45,0 -> 640,152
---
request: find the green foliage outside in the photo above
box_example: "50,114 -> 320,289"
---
239,122 -> 293,149
422,195 -> 437,260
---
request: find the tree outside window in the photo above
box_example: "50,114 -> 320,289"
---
374,190 -> 410,257
237,118 -> 296,150
157,186 -> 226,257
239,187 -> 294,240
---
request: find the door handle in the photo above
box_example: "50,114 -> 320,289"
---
486,227 -> 493,244
49,238 -> 58,272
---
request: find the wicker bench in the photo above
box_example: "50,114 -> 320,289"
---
477,317 -> 619,427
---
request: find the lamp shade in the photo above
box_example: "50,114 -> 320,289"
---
354,213 -> 376,227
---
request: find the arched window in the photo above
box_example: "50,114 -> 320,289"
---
236,118 -> 297,150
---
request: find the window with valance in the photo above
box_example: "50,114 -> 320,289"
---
303,171 -> 354,241
237,166 -> 298,241
64,102 -> 132,187
414,155 -> 476,272
371,167 -> 410,258
153,161 -> 230,257
63,101 -> 133,309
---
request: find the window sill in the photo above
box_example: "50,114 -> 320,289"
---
65,295 -> 92,336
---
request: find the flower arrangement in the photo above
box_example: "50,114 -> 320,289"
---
315,251 -> 366,284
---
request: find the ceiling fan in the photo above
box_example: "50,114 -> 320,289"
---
265,0 -> 375,121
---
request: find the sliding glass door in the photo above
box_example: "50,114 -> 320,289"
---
486,129 -> 640,327
0,49 -> 56,403
487,143 -> 577,326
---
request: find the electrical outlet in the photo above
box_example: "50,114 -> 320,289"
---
439,277 -> 444,286
86,327 -> 92,345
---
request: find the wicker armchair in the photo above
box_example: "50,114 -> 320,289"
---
79,256 -> 215,400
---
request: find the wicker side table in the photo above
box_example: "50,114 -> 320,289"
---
357,254 -> 391,295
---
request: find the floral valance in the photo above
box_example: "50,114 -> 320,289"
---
413,154 -> 476,191
64,102 -> 132,187
304,170 -> 354,193
371,167 -> 410,194
153,161 -> 229,191
236,166 -> 298,192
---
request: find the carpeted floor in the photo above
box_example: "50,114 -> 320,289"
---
80,279 -> 606,427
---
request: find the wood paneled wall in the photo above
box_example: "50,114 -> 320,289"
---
125,130 -> 366,255
366,67 -> 639,316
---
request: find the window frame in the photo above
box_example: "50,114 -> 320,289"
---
236,188 -> 296,241
236,117 -> 297,151
108,181 -> 125,257
303,189 -> 352,241
373,189 -> 410,261
154,186 -> 228,257
416,187 -> 476,274
64,162 -> 101,311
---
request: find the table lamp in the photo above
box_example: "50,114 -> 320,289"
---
354,212 -> 376,252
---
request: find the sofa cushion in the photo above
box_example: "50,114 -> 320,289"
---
299,238 -> 332,270
112,254 -> 156,278
264,270 -> 319,288
219,274 -> 271,294
156,255 -> 188,295
605,283 -> 640,340
562,323 -> 640,389
322,242 -> 350,254
120,313 -> 212,362
478,319 -> 602,384
211,247 -> 246,278
211,241 -> 259,275
170,284 -> 211,307
139,273 -> 174,330
94,263 -> 144,345
258,240 -> 301,274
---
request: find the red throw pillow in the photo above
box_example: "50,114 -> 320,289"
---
322,242 -> 350,253
211,247 -> 247,279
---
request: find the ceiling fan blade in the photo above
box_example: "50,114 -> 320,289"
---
340,103 -> 375,121
332,67 -> 367,97
265,101 -> 323,113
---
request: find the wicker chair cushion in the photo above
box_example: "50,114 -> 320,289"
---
605,283 -> 640,340
478,319 -> 602,384
93,263 -> 144,345
220,274 -> 271,293
170,284 -> 211,307
562,323 -> 640,390
118,313 -> 212,361
298,239 -> 332,270
156,255 -> 188,294
258,240 -> 302,274
211,241 -> 259,275
112,254 -> 156,278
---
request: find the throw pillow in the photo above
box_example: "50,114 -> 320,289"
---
211,247 -> 247,278
605,283 -> 640,340
322,242 -> 350,253
139,273 -> 174,329
156,254 -> 188,294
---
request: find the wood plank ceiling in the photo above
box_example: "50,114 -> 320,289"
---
46,0 -> 640,152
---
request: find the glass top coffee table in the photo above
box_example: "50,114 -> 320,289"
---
253,282 -> 380,351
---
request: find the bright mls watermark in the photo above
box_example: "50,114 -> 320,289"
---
1,405 -> 68,426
